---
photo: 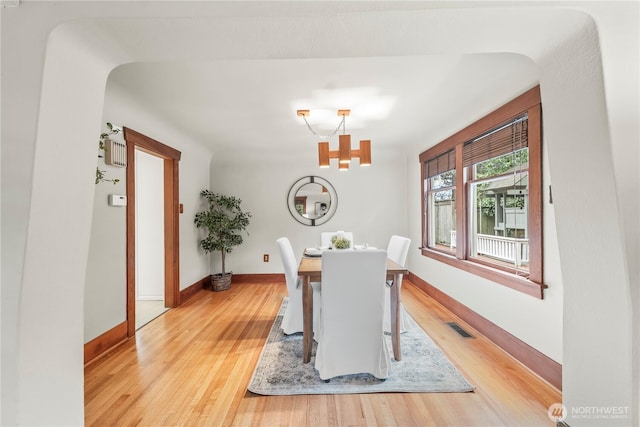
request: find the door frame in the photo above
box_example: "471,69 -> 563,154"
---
124,127 -> 182,337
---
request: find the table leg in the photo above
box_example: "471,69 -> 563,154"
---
302,275 -> 313,363
390,273 -> 402,361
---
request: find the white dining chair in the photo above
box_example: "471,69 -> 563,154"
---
384,235 -> 413,334
276,237 -> 321,335
320,231 -> 354,248
315,249 -> 390,381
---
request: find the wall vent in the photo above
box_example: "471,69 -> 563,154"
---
104,138 -> 127,167
446,322 -> 475,338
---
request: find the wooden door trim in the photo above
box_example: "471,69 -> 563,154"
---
164,158 -> 180,307
124,127 -> 181,337
126,140 -> 136,337
125,127 -> 181,160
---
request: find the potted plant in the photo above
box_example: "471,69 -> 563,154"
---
194,190 -> 252,291
331,236 -> 351,249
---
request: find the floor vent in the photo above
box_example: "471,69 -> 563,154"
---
446,322 -> 474,338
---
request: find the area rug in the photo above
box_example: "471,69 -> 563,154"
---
247,297 -> 474,395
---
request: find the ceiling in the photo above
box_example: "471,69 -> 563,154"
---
102,4 -> 542,161
109,54 -> 538,159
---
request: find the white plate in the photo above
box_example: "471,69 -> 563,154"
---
304,248 -> 322,257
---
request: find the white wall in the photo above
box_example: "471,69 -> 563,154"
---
209,148 -> 408,276
103,77 -> 213,294
83,76 -> 213,346
0,3 -> 636,426
402,6 -> 637,426
406,141 -> 563,361
135,150 -> 165,301
83,132 -> 127,343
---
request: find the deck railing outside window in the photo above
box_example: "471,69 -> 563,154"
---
450,230 -> 529,266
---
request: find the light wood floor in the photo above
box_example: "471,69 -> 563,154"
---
135,299 -> 169,330
85,280 -> 561,426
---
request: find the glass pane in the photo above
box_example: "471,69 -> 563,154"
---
430,170 -> 456,190
469,171 -> 529,271
474,148 -> 528,180
428,188 -> 456,253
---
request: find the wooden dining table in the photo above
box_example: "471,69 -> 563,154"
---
298,252 -> 408,364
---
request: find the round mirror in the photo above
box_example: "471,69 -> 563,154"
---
287,176 -> 337,226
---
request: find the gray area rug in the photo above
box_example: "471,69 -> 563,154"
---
248,298 -> 475,395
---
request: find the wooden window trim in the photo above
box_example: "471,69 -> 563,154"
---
419,86 -> 545,299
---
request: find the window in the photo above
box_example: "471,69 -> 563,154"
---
425,150 -> 456,254
419,86 -> 544,298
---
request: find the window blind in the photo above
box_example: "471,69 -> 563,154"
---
426,149 -> 456,178
463,115 -> 528,167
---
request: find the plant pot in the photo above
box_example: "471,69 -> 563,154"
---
210,273 -> 232,292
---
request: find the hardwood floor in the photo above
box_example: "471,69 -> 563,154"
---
85,279 -> 561,426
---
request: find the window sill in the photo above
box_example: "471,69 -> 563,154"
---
420,248 -> 546,299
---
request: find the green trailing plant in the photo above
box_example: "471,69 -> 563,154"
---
96,122 -> 121,185
194,190 -> 252,276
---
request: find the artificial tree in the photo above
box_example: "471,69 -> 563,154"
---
194,190 -> 252,291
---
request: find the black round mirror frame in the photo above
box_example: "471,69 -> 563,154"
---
287,176 -> 338,226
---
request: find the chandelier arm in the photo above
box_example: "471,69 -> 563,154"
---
302,115 -> 319,136
302,114 -> 346,139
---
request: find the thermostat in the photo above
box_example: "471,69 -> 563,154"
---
108,194 -> 127,207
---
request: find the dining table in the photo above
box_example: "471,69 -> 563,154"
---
298,250 -> 409,364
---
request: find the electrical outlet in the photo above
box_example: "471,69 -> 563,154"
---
263,254 -> 269,262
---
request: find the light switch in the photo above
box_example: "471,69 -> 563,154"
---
108,194 -> 127,206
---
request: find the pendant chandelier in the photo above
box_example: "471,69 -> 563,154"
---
297,109 -> 372,170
